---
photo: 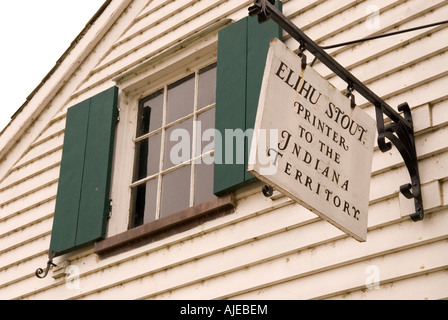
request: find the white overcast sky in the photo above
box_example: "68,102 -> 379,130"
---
0,0 -> 106,132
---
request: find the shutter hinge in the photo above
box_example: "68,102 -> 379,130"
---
116,107 -> 121,123
108,199 -> 113,218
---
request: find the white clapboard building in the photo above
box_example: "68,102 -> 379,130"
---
1,0 -> 447,300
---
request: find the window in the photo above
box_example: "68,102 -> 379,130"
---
45,6 -> 283,258
86,11 -> 281,255
129,64 -> 217,228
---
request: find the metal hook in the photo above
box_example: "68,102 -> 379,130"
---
297,41 -> 307,69
35,251 -> 57,279
346,84 -> 356,108
248,0 -> 274,23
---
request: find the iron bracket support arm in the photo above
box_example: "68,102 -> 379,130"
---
249,0 -> 423,221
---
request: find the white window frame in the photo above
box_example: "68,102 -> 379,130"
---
130,64 -> 217,226
107,34 -> 219,238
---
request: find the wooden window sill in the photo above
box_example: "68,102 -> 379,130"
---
94,195 -> 235,258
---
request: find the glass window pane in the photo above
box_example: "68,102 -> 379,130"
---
134,139 -> 148,181
134,133 -> 161,180
196,108 -> 215,156
164,118 -> 193,170
143,178 -> 159,225
148,133 -> 162,176
194,156 -> 216,205
137,90 -> 163,136
198,65 -> 216,110
131,177 -> 158,228
166,74 -> 195,124
160,165 -> 191,219
131,184 -> 145,228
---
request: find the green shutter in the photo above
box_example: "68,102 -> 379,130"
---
214,18 -> 248,195
50,86 -> 118,256
50,100 -> 90,255
245,7 -> 283,181
214,3 -> 282,195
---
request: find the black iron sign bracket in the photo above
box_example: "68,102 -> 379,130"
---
249,0 -> 424,221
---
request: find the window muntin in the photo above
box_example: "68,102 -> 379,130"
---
130,64 -> 217,228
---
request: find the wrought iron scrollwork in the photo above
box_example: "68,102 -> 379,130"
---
375,102 -> 423,221
35,251 -> 57,279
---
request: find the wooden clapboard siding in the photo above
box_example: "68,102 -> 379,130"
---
74,0 -> 251,96
19,195 -> 448,300
311,0 -> 448,93
0,0 -> 447,300
228,239 -> 448,300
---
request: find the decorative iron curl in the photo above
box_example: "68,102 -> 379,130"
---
35,251 -> 57,279
376,102 -> 423,221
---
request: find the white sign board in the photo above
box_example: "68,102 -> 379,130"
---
248,39 -> 376,242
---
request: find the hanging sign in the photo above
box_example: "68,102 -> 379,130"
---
248,39 -> 376,242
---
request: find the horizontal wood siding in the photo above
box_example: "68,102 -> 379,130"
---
0,0 -> 447,300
